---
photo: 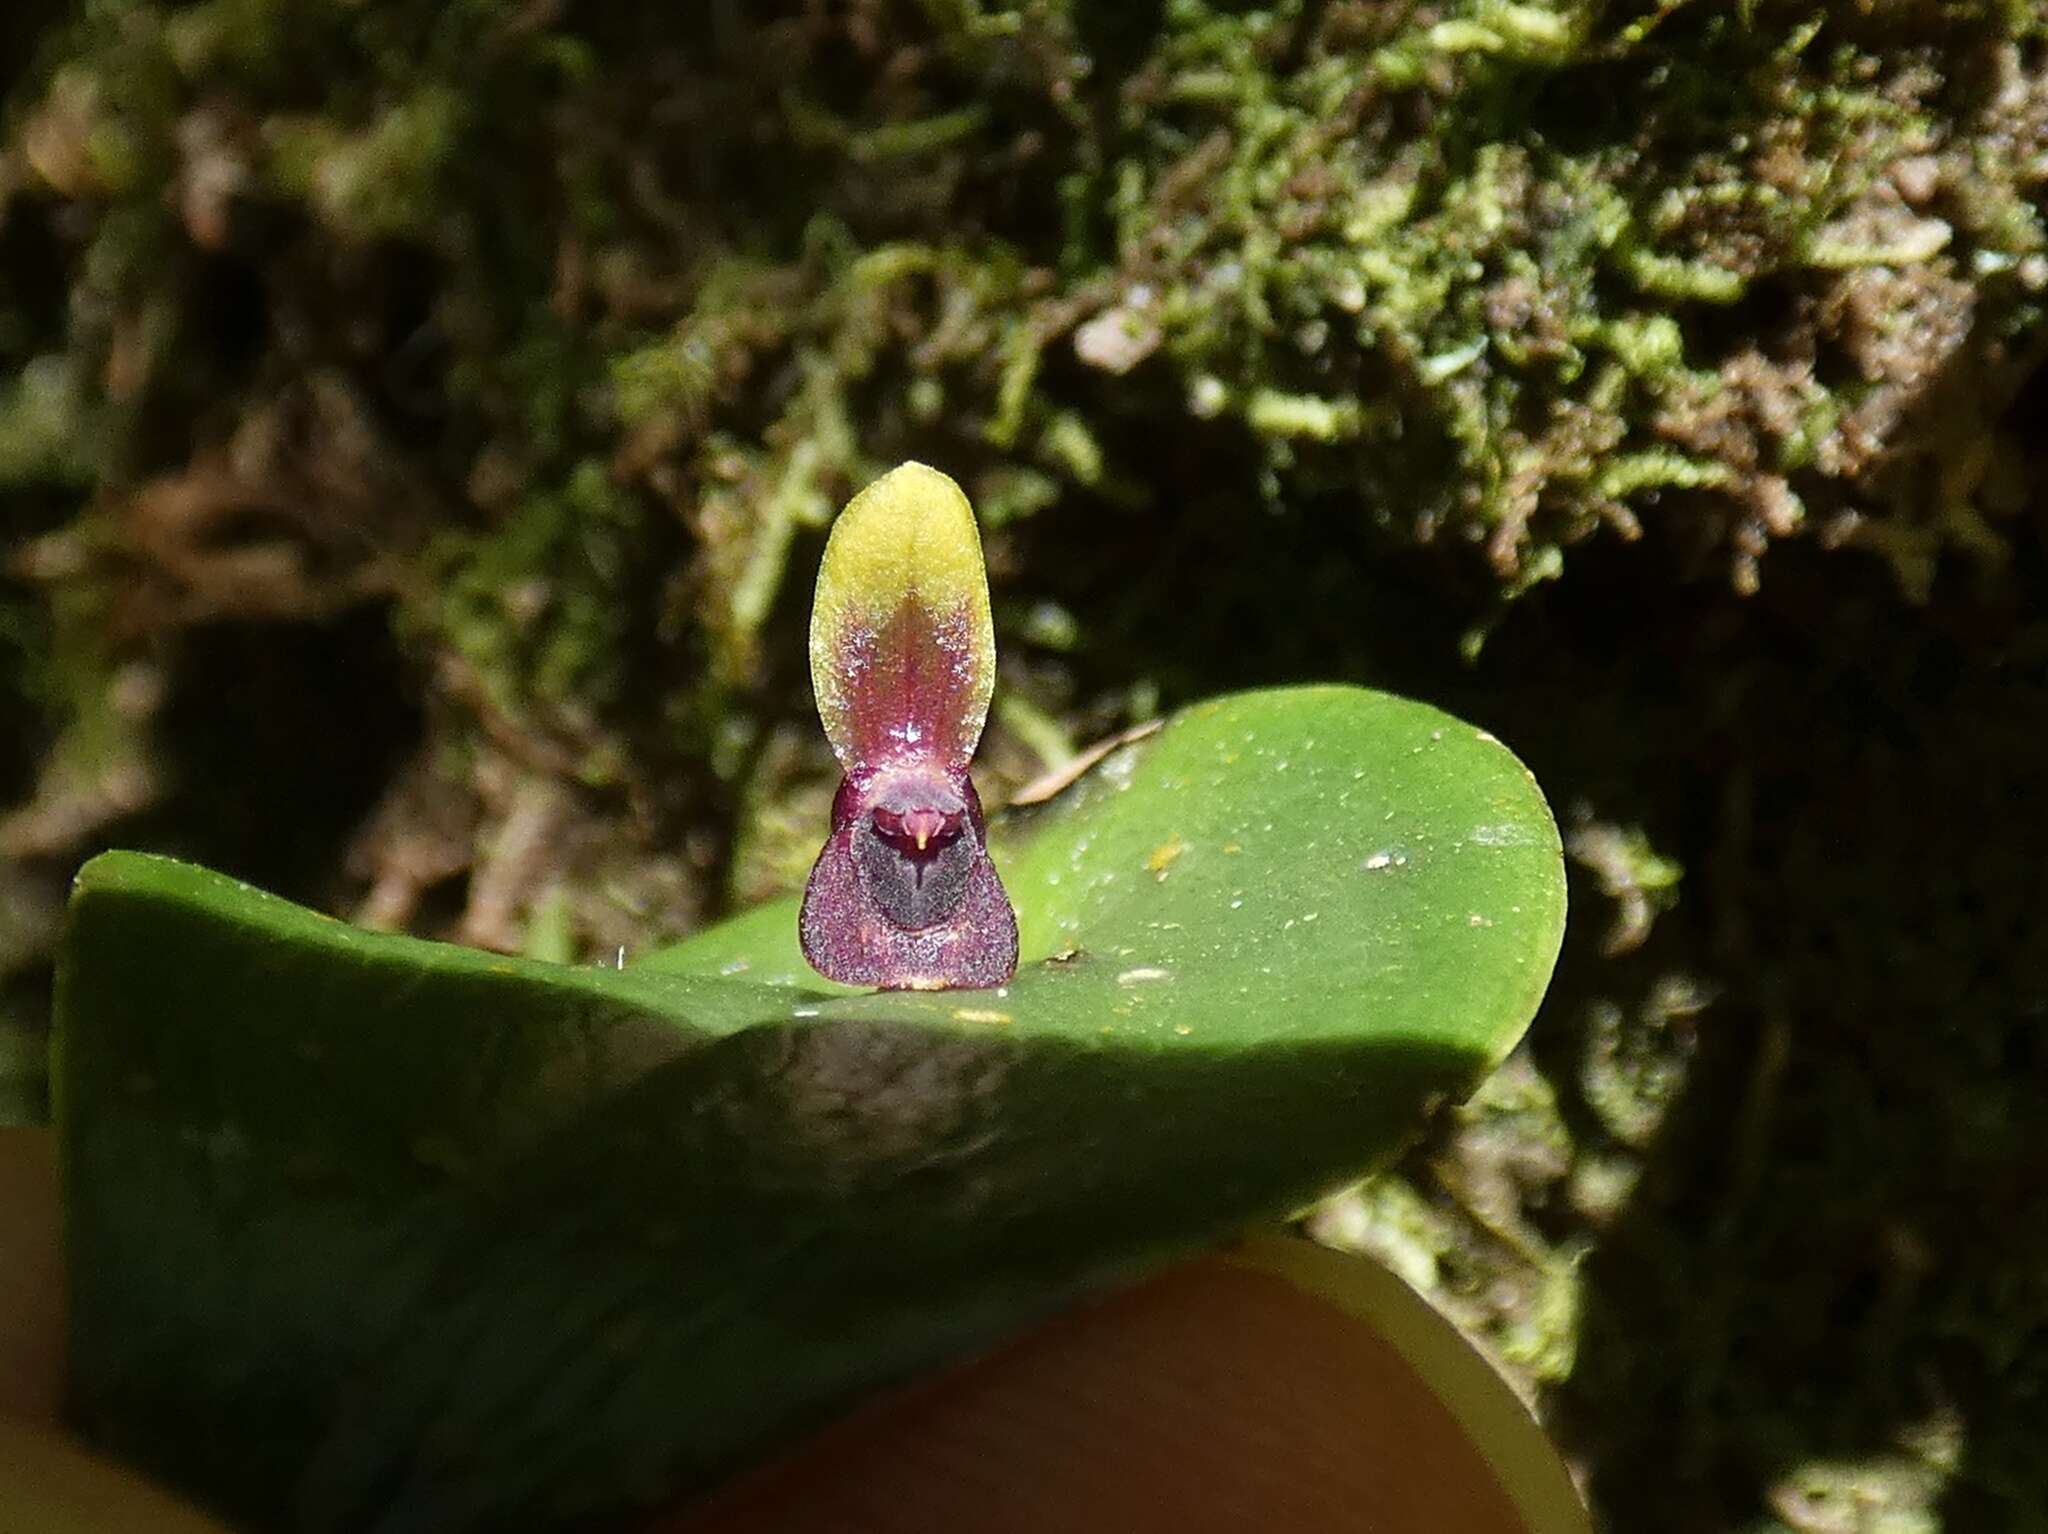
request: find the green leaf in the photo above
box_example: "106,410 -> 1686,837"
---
55,685 -> 1563,1534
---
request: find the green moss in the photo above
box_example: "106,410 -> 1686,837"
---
0,358 -> 96,489
433,459 -> 643,722
263,85 -> 472,241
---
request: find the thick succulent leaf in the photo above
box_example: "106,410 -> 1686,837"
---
808,461 -> 995,775
657,684 -> 1562,1067
55,685 -> 1563,1534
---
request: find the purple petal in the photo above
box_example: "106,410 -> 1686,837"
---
800,769 -> 1018,990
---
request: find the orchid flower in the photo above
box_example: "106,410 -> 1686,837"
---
799,462 -> 1019,989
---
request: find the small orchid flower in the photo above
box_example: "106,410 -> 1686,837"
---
799,462 -> 1019,990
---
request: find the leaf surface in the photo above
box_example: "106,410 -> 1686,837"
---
56,685 -> 1564,1533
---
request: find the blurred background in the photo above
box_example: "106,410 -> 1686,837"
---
2,2 -> 2045,1528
